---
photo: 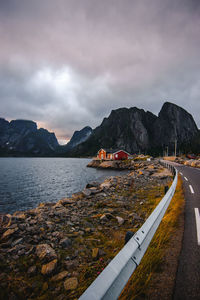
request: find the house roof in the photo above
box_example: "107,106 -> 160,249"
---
113,149 -> 130,155
97,148 -> 130,155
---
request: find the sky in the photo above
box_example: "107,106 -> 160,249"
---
0,0 -> 200,144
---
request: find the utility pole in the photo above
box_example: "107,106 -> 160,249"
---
175,139 -> 177,157
166,146 -> 168,157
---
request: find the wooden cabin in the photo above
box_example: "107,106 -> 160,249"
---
113,150 -> 129,160
97,148 -> 130,160
97,148 -> 107,160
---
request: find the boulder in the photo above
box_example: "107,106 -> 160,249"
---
64,277 -> 78,291
82,188 -> 92,197
41,259 -> 57,275
36,244 -> 57,262
116,216 -> 124,225
59,237 -> 72,249
1,228 -> 18,240
50,271 -> 68,282
86,181 -> 100,188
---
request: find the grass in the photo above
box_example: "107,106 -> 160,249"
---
119,175 -> 184,299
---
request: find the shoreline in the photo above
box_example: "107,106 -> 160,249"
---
0,161 -> 172,299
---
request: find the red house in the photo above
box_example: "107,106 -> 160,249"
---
113,150 -> 129,160
97,149 -> 107,160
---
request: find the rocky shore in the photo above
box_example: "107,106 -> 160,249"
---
0,161 -> 171,300
87,158 -> 148,170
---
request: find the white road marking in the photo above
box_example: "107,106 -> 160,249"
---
189,185 -> 194,194
194,208 -> 200,246
184,177 -> 188,181
180,172 -> 183,175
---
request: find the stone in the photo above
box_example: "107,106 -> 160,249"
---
42,282 -> 48,291
1,228 -> 18,240
92,248 -> 99,259
89,187 -> 102,194
27,266 -> 37,276
59,237 -> 72,248
100,181 -> 112,189
116,216 -> 124,225
100,214 -> 107,221
41,259 -> 57,275
11,238 -> 23,247
82,188 -> 92,197
59,198 -> 75,205
64,277 -> 78,291
86,181 -> 100,188
36,244 -> 57,262
50,271 -> 68,282
64,259 -> 79,270
85,227 -> 92,233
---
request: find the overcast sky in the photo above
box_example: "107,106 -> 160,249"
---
0,0 -> 200,144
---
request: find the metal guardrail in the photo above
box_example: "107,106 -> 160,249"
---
79,163 -> 178,300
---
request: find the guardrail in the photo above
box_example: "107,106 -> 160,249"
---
79,163 -> 178,300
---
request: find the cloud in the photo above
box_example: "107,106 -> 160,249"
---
0,0 -> 200,142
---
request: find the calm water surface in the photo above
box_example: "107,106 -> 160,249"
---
0,158 -> 127,214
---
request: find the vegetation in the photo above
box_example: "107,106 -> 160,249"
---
119,176 -> 184,299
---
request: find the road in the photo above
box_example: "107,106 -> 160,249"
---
163,161 -> 200,300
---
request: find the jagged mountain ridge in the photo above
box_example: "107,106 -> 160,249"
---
0,119 -> 59,156
68,102 -> 199,156
0,102 -> 198,157
64,126 -> 92,150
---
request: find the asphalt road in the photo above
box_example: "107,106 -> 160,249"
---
164,162 -> 200,300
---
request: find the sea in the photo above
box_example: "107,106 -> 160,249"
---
0,157 -> 127,214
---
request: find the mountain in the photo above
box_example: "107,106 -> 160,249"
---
67,102 -> 199,156
152,102 -> 198,147
0,118 -> 59,156
63,126 -> 92,150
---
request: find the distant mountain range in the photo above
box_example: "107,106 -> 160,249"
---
0,119 -> 59,156
0,102 -> 199,157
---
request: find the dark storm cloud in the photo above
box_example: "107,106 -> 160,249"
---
0,0 -> 200,143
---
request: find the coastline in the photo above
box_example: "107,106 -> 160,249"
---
0,160 -> 172,299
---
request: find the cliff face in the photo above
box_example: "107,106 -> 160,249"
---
152,102 -> 198,147
64,126 -> 92,150
0,119 -> 59,156
69,102 -> 199,156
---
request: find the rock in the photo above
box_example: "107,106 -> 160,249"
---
1,228 -> 18,240
92,248 -> 99,259
41,259 -> 57,275
51,271 -> 68,282
64,259 -> 79,270
59,237 -> 72,249
116,216 -> 124,225
99,161 -> 118,169
11,238 -> 23,247
129,212 -> 143,221
89,187 -> 102,194
59,198 -> 75,205
100,214 -> 107,221
27,266 -> 37,276
64,277 -> 78,291
100,181 -> 112,189
42,282 -> 48,291
82,188 -> 92,197
13,213 -> 26,221
36,244 -> 57,262
86,181 -> 100,188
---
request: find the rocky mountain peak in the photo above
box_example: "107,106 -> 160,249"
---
69,102 -> 199,157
